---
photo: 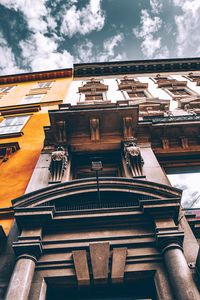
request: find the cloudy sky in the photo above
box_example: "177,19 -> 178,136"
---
0,0 -> 200,75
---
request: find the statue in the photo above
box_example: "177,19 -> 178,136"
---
49,146 -> 68,183
123,140 -> 144,177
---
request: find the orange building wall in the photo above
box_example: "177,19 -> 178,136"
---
0,111 -> 49,234
0,76 -> 72,234
0,77 -> 71,107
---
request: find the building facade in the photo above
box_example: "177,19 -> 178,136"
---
0,58 -> 200,299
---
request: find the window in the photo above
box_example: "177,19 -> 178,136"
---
0,86 -> 15,93
0,115 -> 30,135
36,82 -> 52,89
85,93 -> 104,101
79,78 -> 108,102
21,94 -> 43,104
118,76 -> 149,99
73,151 -> 122,179
168,88 -> 190,96
166,167 -> 200,208
127,91 -> 146,98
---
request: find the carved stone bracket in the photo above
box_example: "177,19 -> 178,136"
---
90,118 -> 100,141
49,146 -> 69,183
123,139 -> 144,177
72,243 -> 127,286
123,117 -> 133,139
56,120 -> 67,143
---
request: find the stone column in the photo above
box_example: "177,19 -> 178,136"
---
5,255 -> 36,300
161,242 -> 199,300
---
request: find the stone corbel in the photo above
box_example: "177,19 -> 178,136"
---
123,117 -> 133,139
90,118 -> 100,142
123,139 -> 144,177
180,136 -> 189,149
56,120 -> 67,143
161,137 -> 169,150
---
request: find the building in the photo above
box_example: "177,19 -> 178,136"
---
0,68 -> 72,297
0,58 -> 200,299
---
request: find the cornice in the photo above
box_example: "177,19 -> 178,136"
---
74,57 -> 200,77
0,68 -> 72,85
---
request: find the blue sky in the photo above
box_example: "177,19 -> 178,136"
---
0,0 -> 200,75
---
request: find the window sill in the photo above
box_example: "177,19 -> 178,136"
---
0,132 -> 24,139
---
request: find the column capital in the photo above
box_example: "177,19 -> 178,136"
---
156,231 -> 184,254
13,241 -> 43,261
16,254 -> 37,263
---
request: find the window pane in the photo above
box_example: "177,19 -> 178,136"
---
37,82 -> 52,88
0,125 -> 22,134
0,115 -> 30,135
22,94 -> 43,104
0,86 -> 14,93
167,168 -> 200,208
170,89 -> 190,96
127,91 -> 146,98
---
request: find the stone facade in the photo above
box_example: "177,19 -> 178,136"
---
1,58 -> 200,300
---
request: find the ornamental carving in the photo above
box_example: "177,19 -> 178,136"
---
90,118 -> 100,141
56,120 -> 67,143
49,146 -> 68,183
123,140 -> 144,177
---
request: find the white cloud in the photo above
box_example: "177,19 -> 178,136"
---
140,35 -> 161,58
134,9 -> 162,38
150,0 -> 163,14
60,0 -> 105,37
103,33 -> 124,57
74,40 -> 94,63
0,33 -> 22,75
0,0 -> 52,34
168,172 -> 200,208
133,9 -> 169,59
0,0 -> 74,73
20,33 -> 73,71
75,33 -> 126,63
173,0 -> 200,57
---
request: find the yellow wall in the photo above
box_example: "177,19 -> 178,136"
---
0,77 -> 71,107
0,76 -> 72,234
0,111 -> 49,234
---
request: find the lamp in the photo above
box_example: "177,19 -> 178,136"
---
91,160 -> 103,205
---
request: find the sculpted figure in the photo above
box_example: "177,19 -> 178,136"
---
124,141 -> 143,177
49,146 -> 68,182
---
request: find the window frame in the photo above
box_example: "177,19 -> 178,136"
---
21,94 -> 44,104
35,81 -> 53,89
0,115 -> 30,137
0,85 -> 15,94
